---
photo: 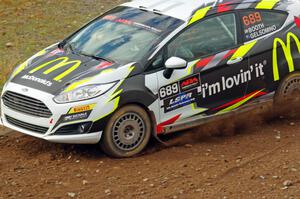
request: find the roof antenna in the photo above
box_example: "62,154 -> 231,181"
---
153,9 -> 163,15
139,6 -> 148,11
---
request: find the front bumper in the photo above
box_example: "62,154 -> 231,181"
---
0,82 -> 115,144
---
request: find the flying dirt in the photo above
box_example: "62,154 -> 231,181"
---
0,102 -> 299,198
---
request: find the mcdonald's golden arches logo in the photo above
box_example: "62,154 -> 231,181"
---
273,32 -> 300,81
29,57 -> 81,81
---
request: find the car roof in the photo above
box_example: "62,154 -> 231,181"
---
122,0 -> 288,21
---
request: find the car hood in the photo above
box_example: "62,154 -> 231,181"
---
10,44 -> 138,95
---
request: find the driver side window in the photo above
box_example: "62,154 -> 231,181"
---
167,13 -> 238,61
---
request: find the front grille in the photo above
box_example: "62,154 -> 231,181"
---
2,91 -> 52,118
5,115 -> 49,134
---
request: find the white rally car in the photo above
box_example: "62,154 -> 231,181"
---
1,0 -> 300,157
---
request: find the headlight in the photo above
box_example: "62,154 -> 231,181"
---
53,82 -> 116,104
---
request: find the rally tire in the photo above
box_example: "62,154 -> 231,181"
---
275,72 -> 300,103
100,105 -> 151,158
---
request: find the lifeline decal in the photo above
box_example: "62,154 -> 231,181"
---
229,41 -> 257,62
273,31 -> 300,81
188,6 -> 212,25
216,90 -> 267,114
64,78 -> 92,92
156,114 -> 181,134
93,65 -> 135,122
255,0 -> 280,10
194,42 -> 256,72
188,0 -> 280,27
12,49 -> 47,78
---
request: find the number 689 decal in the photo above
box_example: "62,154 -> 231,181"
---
159,82 -> 179,100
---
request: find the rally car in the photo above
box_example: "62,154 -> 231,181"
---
1,0 -> 300,158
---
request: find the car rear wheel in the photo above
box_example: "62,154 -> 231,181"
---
275,72 -> 300,103
100,105 -> 151,158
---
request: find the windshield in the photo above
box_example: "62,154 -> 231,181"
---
63,6 -> 183,64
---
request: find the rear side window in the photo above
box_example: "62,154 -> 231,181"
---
240,10 -> 288,42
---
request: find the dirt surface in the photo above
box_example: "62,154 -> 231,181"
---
0,0 -> 299,198
0,111 -> 299,199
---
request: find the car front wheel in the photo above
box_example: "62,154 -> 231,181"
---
100,105 -> 152,158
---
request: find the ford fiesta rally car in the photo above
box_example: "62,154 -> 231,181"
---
1,0 -> 300,157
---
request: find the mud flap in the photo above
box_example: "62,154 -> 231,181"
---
152,131 -> 173,147
149,110 -> 173,147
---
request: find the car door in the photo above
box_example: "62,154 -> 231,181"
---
154,12 -> 251,124
238,10 -> 289,95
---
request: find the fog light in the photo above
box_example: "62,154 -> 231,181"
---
78,123 -> 92,134
55,122 -> 93,135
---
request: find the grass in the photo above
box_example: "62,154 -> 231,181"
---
0,0 -> 126,90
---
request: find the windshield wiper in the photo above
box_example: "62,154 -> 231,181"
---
58,40 -> 66,49
80,52 -> 113,63
65,42 -> 78,54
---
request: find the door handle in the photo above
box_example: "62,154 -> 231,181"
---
227,57 -> 243,65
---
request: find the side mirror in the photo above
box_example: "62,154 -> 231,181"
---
165,57 -> 187,69
163,57 -> 187,79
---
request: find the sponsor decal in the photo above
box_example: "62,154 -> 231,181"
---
29,57 -> 81,82
180,74 -> 200,91
47,48 -> 64,57
53,111 -> 92,130
159,74 -> 201,100
68,104 -> 96,114
242,11 -> 277,41
159,74 -> 201,112
273,32 -> 300,81
95,61 -> 113,69
53,104 -> 96,129
21,74 -> 53,87
163,90 -> 198,113
62,111 -> 91,122
201,61 -> 266,98
103,15 -> 162,33
245,24 -> 277,40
